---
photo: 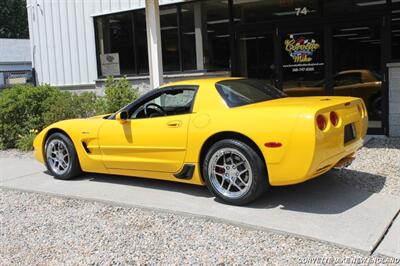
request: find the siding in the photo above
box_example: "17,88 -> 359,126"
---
0,39 -> 31,63
27,0 -> 186,87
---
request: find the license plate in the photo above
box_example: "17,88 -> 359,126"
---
344,123 -> 356,144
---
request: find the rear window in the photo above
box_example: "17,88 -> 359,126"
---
216,79 -> 287,108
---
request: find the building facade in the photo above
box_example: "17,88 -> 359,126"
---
0,38 -> 32,88
27,0 -> 400,135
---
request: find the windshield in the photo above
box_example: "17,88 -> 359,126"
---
216,79 -> 287,108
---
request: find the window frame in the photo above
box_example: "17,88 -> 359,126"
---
108,85 -> 199,120
93,1 -> 232,80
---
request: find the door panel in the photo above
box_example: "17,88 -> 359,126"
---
98,114 -> 190,173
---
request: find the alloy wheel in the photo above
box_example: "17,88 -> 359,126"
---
208,148 -> 253,199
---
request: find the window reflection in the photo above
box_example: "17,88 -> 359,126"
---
181,4 -> 196,70
332,24 -> 382,128
160,6 -> 180,72
203,0 -> 231,70
134,10 -> 149,74
324,0 -> 386,15
392,4 -> 400,60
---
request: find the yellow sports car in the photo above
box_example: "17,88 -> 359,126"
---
33,77 -> 368,205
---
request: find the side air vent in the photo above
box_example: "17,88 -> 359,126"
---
82,142 -> 91,154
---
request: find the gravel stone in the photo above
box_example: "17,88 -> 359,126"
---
0,188 -> 394,265
1,137 -> 399,264
336,137 -> 400,197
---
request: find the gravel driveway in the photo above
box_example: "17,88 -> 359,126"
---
1,137 -> 399,265
337,137 -> 400,197
1,188 -> 395,265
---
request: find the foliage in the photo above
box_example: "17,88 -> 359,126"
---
100,76 -> 139,113
0,79 -> 139,150
16,129 -> 38,151
42,91 -> 99,126
0,84 -> 60,149
0,0 -> 29,38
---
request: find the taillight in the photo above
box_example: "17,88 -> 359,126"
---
316,115 -> 326,131
330,111 -> 339,126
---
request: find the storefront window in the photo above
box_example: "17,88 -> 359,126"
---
324,0 -> 387,16
236,32 -> 275,84
203,0 -> 231,70
233,0 -> 320,24
181,4 -> 197,70
332,23 -> 382,128
95,13 -> 135,76
133,10 -> 149,74
281,30 -> 325,96
392,4 -> 400,60
160,6 -> 180,72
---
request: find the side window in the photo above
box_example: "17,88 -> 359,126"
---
159,89 -> 195,109
334,73 -> 362,86
131,88 -> 196,119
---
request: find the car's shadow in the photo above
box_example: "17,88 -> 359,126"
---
69,172 -> 212,199
50,168 -> 386,215
241,169 -> 386,214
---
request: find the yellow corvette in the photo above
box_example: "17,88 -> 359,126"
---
33,77 -> 368,205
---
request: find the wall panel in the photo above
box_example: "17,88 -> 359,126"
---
28,0 -> 188,87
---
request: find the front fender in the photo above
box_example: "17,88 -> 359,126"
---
33,119 -> 109,174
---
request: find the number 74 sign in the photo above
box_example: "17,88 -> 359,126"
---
295,7 -> 310,16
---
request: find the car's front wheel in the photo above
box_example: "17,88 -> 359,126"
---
202,139 -> 268,205
44,132 -> 82,180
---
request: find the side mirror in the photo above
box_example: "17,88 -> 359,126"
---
116,110 -> 129,124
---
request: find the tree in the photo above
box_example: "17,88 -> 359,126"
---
0,0 -> 29,39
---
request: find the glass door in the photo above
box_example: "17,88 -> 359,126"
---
236,31 -> 276,85
331,21 -> 383,130
279,27 -> 326,97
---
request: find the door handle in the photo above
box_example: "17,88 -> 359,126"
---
167,120 -> 182,127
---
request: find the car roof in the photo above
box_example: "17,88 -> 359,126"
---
159,76 -> 243,89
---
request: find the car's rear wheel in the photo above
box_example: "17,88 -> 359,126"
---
44,132 -> 82,180
202,139 -> 268,205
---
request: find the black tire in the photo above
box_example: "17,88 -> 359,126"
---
44,132 -> 82,180
202,139 -> 268,205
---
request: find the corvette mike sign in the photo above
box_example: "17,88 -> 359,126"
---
283,34 -> 324,73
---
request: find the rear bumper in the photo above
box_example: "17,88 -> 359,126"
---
269,139 -> 361,186
267,98 -> 367,186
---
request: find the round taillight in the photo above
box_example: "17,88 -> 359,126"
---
330,111 -> 339,126
316,115 -> 326,131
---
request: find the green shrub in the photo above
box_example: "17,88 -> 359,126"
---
0,84 -> 60,149
0,78 -> 139,150
0,85 -> 99,149
42,91 -> 99,125
15,129 -> 38,151
101,76 -> 139,113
